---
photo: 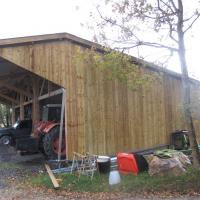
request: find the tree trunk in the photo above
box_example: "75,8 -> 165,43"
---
178,0 -> 200,166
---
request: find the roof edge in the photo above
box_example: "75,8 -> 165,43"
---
0,32 -> 102,49
0,32 -> 199,84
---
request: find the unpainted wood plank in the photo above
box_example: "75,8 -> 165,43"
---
45,164 -> 59,189
96,68 -> 106,154
84,56 -> 94,154
67,43 -> 78,157
127,87 -> 135,150
75,46 -> 86,155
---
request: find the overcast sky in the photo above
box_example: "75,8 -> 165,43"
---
0,0 -> 200,79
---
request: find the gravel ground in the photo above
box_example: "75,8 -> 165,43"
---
0,145 -> 200,200
1,185 -> 200,200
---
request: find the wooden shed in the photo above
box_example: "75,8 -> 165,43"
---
0,32 -> 199,158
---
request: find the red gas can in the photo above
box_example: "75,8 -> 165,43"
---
117,153 -> 139,175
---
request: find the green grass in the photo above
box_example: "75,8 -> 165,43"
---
30,167 -> 200,193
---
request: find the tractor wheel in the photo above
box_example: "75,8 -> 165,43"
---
43,126 -> 66,159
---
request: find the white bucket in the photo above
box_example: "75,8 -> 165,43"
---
97,156 -> 110,163
109,170 -> 121,185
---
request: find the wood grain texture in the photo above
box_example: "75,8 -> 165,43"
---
45,164 -> 59,189
0,40 -> 200,158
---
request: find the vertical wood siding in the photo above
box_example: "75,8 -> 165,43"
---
0,40 -> 199,157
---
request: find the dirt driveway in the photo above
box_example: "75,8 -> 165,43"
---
0,145 -> 200,200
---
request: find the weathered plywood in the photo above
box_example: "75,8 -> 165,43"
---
0,37 -> 200,158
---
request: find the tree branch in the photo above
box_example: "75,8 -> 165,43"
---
160,0 -> 176,14
169,0 -> 178,12
113,41 -> 178,52
183,13 -> 198,22
168,24 -> 178,43
157,0 -> 169,15
184,13 -> 200,34
140,41 -> 178,51
96,6 -> 140,41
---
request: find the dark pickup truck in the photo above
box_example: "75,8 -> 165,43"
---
0,119 -> 32,146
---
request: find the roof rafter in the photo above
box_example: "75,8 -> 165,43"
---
0,93 -> 19,104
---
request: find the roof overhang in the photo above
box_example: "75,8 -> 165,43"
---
0,32 -> 101,49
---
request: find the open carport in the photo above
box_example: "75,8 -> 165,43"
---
0,46 -> 65,159
0,58 -> 63,123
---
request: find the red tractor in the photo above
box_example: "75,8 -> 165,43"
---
0,104 -> 66,159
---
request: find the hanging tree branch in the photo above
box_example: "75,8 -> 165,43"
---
184,13 -> 200,34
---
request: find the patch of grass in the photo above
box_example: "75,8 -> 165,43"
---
30,167 -> 200,193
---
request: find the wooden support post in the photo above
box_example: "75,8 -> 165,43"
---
39,79 -> 45,96
12,103 -> 16,125
20,94 -> 24,120
58,89 -> 66,163
32,78 -> 40,125
48,81 -> 52,93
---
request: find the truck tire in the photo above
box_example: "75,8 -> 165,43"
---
43,126 -> 66,159
0,135 -> 12,145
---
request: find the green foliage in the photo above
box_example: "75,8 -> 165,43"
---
74,46 -> 157,90
0,104 -> 11,127
30,167 -> 200,193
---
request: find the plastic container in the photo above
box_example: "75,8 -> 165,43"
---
109,170 -> 121,185
117,153 -> 139,175
97,156 -> 111,173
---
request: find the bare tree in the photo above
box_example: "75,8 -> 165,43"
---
91,0 -> 200,165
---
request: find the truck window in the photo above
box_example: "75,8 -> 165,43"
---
19,120 -> 32,129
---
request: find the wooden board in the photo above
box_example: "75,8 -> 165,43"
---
45,164 -> 59,189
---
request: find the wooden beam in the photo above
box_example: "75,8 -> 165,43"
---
20,94 -> 24,120
6,85 -> 33,98
58,89 -> 66,162
15,99 -> 33,108
48,81 -> 52,93
0,81 -> 33,98
32,78 -> 40,124
38,88 -> 63,101
15,88 -> 63,108
39,79 -> 45,96
0,93 -> 19,104
12,103 -> 16,125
